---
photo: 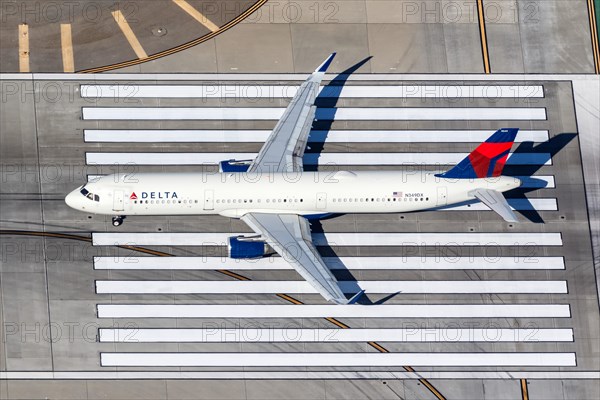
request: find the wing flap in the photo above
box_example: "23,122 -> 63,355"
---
241,212 -> 348,304
246,53 -> 335,174
470,188 -> 519,222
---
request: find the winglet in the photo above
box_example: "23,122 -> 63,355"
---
315,53 -> 336,73
347,289 -> 365,305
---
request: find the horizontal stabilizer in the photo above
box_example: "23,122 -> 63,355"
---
470,189 -> 519,223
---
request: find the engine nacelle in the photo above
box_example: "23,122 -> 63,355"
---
228,236 -> 266,259
219,159 -> 252,173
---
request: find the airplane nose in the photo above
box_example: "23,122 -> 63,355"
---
65,190 -> 80,210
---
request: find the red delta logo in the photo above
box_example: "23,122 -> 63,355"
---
130,192 -> 138,200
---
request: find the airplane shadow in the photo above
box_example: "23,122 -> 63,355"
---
303,57 -> 387,304
503,133 -> 576,223
303,60 -> 576,299
303,56 -> 372,172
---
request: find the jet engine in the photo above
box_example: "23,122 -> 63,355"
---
219,159 -> 252,173
228,235 -> 266,259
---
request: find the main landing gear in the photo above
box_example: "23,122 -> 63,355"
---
112,216 -> 125,227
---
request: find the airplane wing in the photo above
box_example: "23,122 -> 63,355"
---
241,212 -> 351,304
470,188 -> 519,222
246,53 -> 336,174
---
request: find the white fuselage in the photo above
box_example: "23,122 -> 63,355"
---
65,171 -> 521,218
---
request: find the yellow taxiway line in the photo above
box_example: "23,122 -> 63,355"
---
521,378 -> 529,400
60,24 -> 75,72
476,0 -> 491,73
172,0 -> 220,32
587,0 -> 600,73
18,24 -> 30,72
111,9 -> 148,59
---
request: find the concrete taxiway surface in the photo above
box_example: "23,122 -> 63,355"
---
0,73 -> 599,399
1,0 -> 600,399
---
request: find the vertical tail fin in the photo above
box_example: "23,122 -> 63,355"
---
436,128 -> 519,179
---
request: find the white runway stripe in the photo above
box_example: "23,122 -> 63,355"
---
83,129 -> 550,143
81,107 -> 547,121
85,174 -> 556,189
97,304 -> 571,319
98,328 -> 573,343
100,352 -> 576,367
92,232 -> 563,247
93,256 -> 565,270
85,152 -> 551,166
81,85 -> 545,99
95,280 -> 567,295
2,371 -> 597,380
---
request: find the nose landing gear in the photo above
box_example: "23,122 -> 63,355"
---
112,216 -> 125,227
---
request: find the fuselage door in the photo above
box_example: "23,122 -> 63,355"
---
316,192 -> 327,210
436,187 -> 448,207
113,190 -> 124,211
204,189 -> 214,210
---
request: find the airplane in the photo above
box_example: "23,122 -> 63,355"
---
66,53 -> 522,304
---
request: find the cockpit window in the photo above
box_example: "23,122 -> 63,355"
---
80,186 -> 100,202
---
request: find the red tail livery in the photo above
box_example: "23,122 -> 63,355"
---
437,128 -> 519,179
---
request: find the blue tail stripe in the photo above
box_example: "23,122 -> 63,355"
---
486,128 -> 519,143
